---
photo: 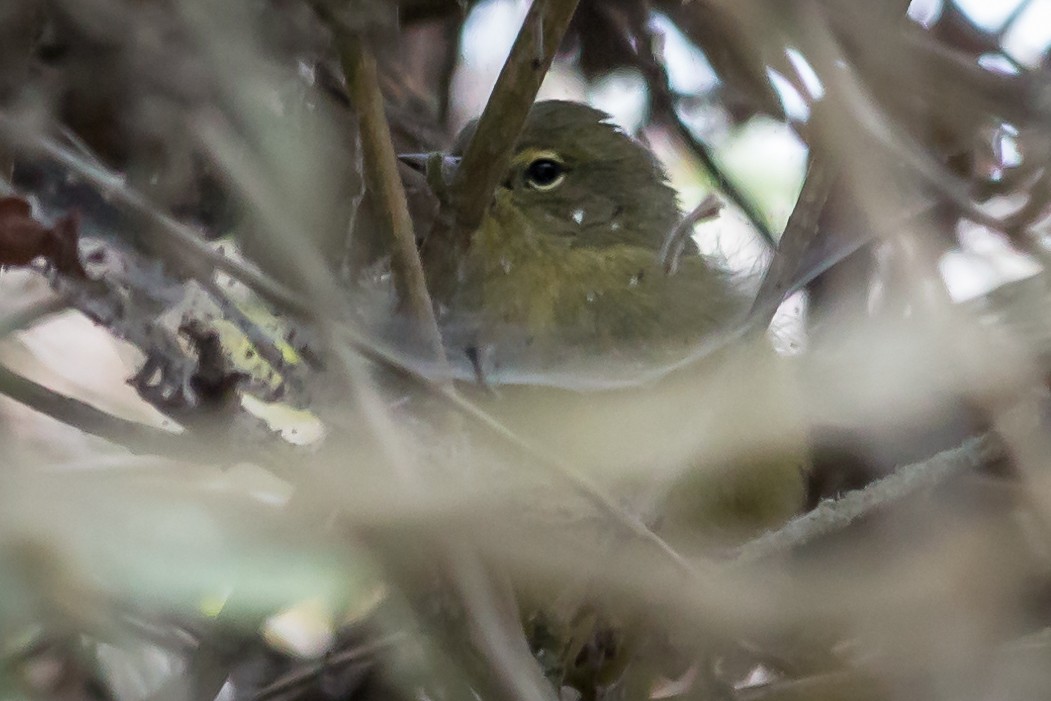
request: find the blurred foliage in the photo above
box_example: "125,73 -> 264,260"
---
1,1 -> 1051,701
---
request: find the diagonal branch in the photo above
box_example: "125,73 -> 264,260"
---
0,361 -> 204,460
747,156 -> 836,329
337,37 -> 448,367
659,193 -> 722,274
0,114 -> 308,316
426,0 -> 582,258
622,7 -> 778,248
733,433 -> 1003,564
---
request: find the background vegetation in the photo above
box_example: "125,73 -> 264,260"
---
1,1 -> 1051,700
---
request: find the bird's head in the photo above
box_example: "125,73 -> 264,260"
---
457,101 -> 680,249
405,100 -> 681,250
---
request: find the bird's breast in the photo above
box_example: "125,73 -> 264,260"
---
442,196 -> 742,363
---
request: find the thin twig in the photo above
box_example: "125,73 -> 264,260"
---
1004,168 -> 1051,235
252,633 -> 407,701
337,37 -> 448,367
747,156 -> 836,330
610,6 -> 777,248
427,0 -> 582,257
990,0 -> 1033,49
0,358 -> 300,474
668,120 -> 776,245
0,361 -> 199,459
659,193 -> 722,274
429,378 -> 703,579
446,547 -> 560,701
733,433 -> 1003,564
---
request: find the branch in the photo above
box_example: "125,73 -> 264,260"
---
747,156 -> 836,329
733,433 -> 1004,564
252,633 -> 407,701
427,0 -> 582,257
0,361 -> 201,460
336,36 -> 447,367
624,8 -> 778,248
659,193 -> 722,274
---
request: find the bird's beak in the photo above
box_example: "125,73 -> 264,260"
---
397,152 -> 462,191
397,152 -> 433,173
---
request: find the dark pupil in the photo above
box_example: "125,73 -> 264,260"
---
526,159 -> 563,186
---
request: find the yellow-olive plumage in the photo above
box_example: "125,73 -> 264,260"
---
435,101 -> 741,361
424,100 -> 805,523
417,100 -> 807,696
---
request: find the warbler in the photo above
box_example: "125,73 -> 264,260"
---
408,100 -> 807,696
421,101 -> 744,371
412,97 -> 803,489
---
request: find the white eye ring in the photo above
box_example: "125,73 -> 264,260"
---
524,158 -> 566,191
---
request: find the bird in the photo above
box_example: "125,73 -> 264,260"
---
419,100 -> 745,373
403,100 -> 807,697
401,98 -> 807,546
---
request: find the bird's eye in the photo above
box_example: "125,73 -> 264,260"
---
524,158 -> 566,191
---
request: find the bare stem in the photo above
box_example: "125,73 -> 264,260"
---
747,156 -> 835,329
659,193 -> 722,274
626,7 -> 778,248
427,0 -> 582,258
733,433 -> 1003,564
0,362 -> 201,460
340,38 -> 448,367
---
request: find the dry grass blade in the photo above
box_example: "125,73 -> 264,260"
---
251,633 -> 408,701
616,5 -> 778,248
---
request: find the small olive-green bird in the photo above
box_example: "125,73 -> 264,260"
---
413,99 -> 804,526
425,101 -> 741,369
409,100 -> 807,696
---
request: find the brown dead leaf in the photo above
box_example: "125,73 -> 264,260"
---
0,196 -> 86,278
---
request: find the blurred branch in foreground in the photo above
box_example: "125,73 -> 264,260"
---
2,1 -> 1051,701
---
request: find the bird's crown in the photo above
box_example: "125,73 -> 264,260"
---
455,100 -> 680,250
